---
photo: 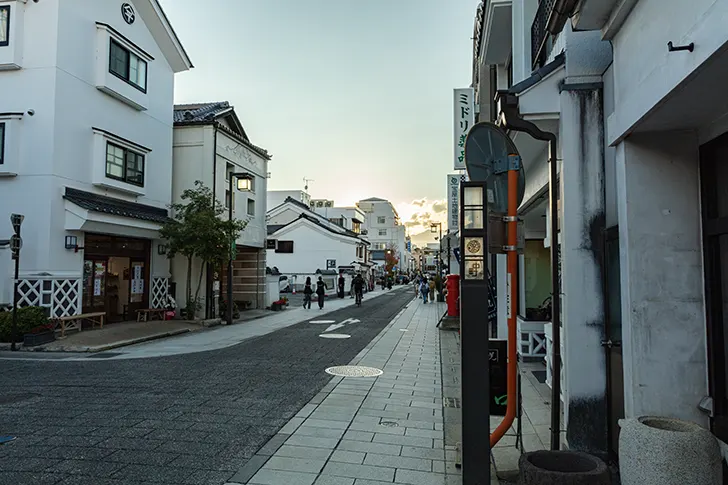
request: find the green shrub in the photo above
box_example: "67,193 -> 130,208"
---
0,306 -> 50,342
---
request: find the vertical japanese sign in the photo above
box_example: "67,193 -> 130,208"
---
454,88 -> 475,170
447,174 -> 460,233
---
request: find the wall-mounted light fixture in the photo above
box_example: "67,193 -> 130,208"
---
64,235 -> 83,252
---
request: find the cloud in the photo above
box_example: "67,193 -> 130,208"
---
431,200 -> 447,213
411,198 -> 427,207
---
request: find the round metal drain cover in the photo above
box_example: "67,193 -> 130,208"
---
319,334 -> 351,339
380,421 -> 399,427
325,366 -> 384,377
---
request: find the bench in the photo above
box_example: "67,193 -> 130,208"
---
136,308 -> 166,322
52,312 -> 105,338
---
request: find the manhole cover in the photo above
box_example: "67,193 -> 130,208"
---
319,334 -> 351,339
380,421 -> 399,427
310,320 -> 335,324
325,366 -> 384,377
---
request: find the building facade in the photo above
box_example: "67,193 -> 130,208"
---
472,0 -> 728,460
0,0 -> 192,322
172,102 -> 270,314
356,197 -> 410,274
267,190 -> 311,211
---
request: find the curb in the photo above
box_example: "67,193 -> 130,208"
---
84,328 -> 197,353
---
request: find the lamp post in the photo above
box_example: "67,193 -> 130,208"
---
431,222 -> 442,276
227,172 -> 253,325
10,214 -> 24,352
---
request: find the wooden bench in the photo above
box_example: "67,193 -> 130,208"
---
136,308 -> 166,322
52,312 -> 105,338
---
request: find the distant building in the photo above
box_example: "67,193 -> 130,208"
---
356,198 -> 410,273
267,190 -> 310,211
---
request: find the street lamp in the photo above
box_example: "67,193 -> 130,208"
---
431,222 -> 442,275
227,172 -> 253,325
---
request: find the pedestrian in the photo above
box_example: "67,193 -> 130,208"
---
316,276 -> 327,310
338,273 -> 345,299
428,277 -> 436,302
303,277 -> 313,310
420,279 -> 429,303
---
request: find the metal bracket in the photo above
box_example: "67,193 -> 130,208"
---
503,245 -> 518,252
668,41 -> 694,53
492,155 -> 522,175
502,216 -> 519,222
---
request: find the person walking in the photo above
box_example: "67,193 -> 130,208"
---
338,273 -> 345,299
420,279 -> 429,303
428,277 -> 436,302
316,276 -> 327,310
303,277 -> 313,310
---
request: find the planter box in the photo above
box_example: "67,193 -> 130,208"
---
23,330 -> 55,347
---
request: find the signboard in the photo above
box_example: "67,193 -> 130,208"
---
447,174 -> 460,233
489,339 -> 508,416
453,88 -> 474,170
326,259 -> 336,269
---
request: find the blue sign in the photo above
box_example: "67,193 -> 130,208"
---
406,241 -> 411,252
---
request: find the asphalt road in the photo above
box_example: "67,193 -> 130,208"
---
0,289 -> 413,485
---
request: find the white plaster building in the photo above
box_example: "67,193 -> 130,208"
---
0,0 -> 192,322
267,190 -> 310,211
172,102 -> 271,315
266,198 -> 371,281
313,204 -> 366,236
472,0 -> 728,461
356,198 -> 411,274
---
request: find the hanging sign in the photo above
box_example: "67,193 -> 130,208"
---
447,174 -> 460,233
453,88 -> 474,170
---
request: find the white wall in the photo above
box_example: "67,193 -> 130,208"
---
267,190 -> 310,211
266,222 -> 360,275
616,130 -> 708,426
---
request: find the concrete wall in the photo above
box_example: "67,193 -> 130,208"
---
615,130 -> 708,425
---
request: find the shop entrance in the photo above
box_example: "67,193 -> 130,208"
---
82,234 -> 150,323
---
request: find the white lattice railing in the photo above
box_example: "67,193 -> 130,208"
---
544,322 -> 565,403
517,316 -> 547,358
151,277 -> 169,309
16,278 -> 81,318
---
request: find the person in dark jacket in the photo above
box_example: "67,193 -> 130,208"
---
316,277 -> 327,309
338,274 -> 345,298
303,277 -> 313,310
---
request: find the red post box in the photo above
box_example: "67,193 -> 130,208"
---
446,274 -> 460,317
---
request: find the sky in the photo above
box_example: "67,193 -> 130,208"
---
160,0 -> 479,239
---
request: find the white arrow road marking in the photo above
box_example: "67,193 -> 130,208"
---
324,318 -> 361,333
310,320 -> 335,324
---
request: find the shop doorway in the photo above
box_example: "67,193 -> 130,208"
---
603,225 -> 624,459
82,234 -> 150,323
700,132 -> 728,444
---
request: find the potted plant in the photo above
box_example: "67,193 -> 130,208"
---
24,323 -> 56,347
0,306 -> 50,344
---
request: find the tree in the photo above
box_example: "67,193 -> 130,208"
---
160,181 -> 247,317
384,244 -> 400,277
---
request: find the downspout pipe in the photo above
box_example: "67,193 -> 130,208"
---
207,122 -> 219,319
497,94 -> 562,451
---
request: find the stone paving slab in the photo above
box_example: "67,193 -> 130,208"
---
239,298 -> 464,485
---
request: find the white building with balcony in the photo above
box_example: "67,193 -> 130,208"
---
172,102 -> 271,315
356,197 -> 411,274
472,0 -> 728,462
0,0 -> 192,323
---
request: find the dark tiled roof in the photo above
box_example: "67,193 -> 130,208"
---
174,101 -> 232,123
267,224 -> 286,235
508,53 -> 565,94
281,197 -> 363,239
173,102 -> 271,160
64,187 -> 169,224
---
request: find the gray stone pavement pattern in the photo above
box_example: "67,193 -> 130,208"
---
230,299 -> 463,485
0,289 -> 413,485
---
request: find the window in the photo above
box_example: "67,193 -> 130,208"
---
378,229 -> 387,236
0,6 -> 8,47
0,122 -> 4,165
377,216 -> 386,224
329,218 -> 343,227
109,40 -> 147,92
276,241 -> 294,253
225,164 -> 234,209
247,198 -> 255,216
352,222 -> 361,234
105,142 -> 144,187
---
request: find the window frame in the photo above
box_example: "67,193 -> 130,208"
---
247,198 -> 255,216
0,5 -> 9,48
378,229 -> 387,236
0,122 -> 5,165
109,39 -> 148,93
377,216 -> 386,224
275,241 -> 294,254
105,141 -> 145,187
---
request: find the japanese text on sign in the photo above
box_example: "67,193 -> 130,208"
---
447,174 -> 460,232
453,88 -> 474,170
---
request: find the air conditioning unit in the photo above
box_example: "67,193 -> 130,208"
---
316,201 -> 324,207
325,201 -> 333,207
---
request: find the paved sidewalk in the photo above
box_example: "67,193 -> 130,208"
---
227,298 -> 461,485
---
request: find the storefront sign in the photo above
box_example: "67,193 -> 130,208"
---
447,174 -> 460,232
453,88 -> 474,170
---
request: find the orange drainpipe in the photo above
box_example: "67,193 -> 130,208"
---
490,162 -> 519,448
